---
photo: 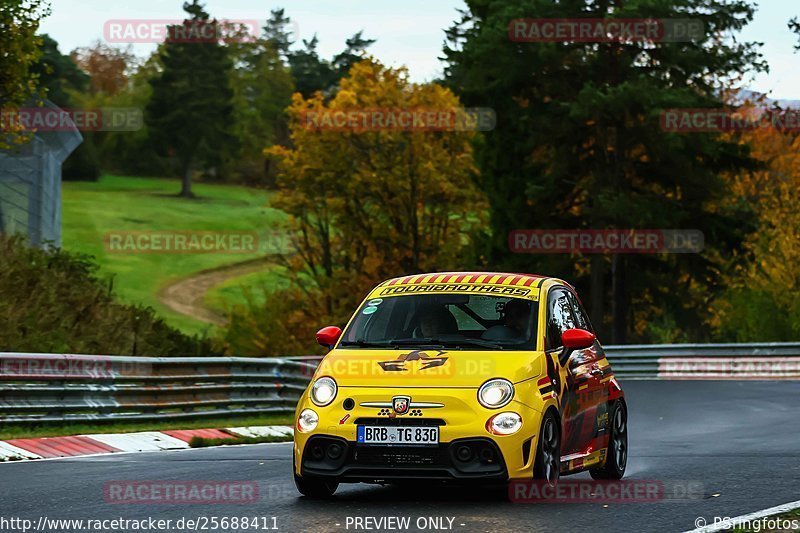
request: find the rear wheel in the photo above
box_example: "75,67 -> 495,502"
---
533,411 -> 560,485
590,400 -> 627,480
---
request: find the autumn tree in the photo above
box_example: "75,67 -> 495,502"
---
31,35 -> 101,181
0,0 -> 50,149
71,41 -> 135,96
712,122 -> 800,340
225,16 -> 294,182
221,60 -> 487,355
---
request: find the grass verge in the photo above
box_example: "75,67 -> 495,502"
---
61,174 -> 288,334
188,434 -> 292,448
0,414 -> 293,440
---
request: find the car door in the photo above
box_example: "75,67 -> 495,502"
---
563,290 -> 609,456
544,286 -> 604,457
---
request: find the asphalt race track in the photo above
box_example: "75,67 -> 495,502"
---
2,381 -> 799,533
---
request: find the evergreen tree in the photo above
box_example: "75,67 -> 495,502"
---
332,31 -> 377,76
444,0 -> 766,342
146,0 -> 234,197
263,8 -> 294,61
287,35 -> 337,98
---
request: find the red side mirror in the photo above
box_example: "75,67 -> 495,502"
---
562,328 -> 596,350
316,326 -> 342,349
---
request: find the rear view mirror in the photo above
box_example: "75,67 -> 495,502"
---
316,326 -> 342,349
562,328 -> 596,350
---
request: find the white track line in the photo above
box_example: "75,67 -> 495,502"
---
0,426 -> 294,464
0,440 -> 293,465
227,426 -> 294,438
684,499 -> 800,532
86,431 -> 189,452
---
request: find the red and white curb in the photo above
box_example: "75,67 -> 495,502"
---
0,426 -> 293,462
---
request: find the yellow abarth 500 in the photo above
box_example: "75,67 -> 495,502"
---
293,272 -> 627,497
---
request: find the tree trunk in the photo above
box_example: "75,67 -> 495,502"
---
590,254 -> 605,336
180,158 -> 194,198
611,254 -> 627,344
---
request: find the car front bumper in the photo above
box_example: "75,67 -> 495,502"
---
293,385 -> 548,482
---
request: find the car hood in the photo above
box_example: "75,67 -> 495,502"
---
313,348 -> 544,387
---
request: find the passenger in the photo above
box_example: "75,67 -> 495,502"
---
481,299 -> 531,341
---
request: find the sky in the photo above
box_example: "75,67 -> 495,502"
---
40,0 -> 800,99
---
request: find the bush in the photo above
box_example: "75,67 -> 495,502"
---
0,235 -> 216,355
219,285 -> 323,357
62,135 -> 101,182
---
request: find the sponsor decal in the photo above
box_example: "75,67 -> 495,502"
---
380,283 -> 532,298
378,350 -> 449,372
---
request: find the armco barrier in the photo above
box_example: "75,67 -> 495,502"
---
1,343 -> 798,423
0,353 -> 318,423
604,342 -> 800,380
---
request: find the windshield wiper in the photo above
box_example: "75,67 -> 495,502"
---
388,338 -> 448,348
389,337 -> 505,350
441,337 -> 506,350
338,339 -> 394,348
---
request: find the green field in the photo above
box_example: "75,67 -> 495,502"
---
204,266 -> 292,314
61,175 -> 288,335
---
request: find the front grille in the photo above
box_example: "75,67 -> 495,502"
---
353,446 -> 448,466
353,417 -> 445,427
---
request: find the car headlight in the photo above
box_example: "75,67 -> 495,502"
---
486,412 -> 522,435
478,378 -> 514,409
297,409 -> 319,432
310,377 -> 337,406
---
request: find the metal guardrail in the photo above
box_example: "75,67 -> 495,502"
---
1,343 -> 798,423
0,353 -> 318,423
604,342 -> 800,379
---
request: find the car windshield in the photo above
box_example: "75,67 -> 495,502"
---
339,293 -> 539,350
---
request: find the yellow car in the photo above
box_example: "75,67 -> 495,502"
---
293,272 -> 627,497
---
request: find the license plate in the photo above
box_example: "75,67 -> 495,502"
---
356,425 -> 439,445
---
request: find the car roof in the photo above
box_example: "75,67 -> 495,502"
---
378,272 -> 567,289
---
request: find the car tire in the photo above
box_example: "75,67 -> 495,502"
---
294,473 -> 338,498
532,410 -> 560,485
590,400 -> 627,480
293,457 -> 338,498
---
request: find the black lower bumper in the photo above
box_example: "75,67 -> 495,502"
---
300,435 -> 508,482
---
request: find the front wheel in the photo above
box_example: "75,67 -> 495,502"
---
590,400 -> 627,480
532,411 -> 560,485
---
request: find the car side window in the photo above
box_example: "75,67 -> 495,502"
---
546,288 -> 577,350
566,291 -> 592,333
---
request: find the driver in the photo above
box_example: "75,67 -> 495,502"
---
416,305 -> 458,337
481,299 -> 531,341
